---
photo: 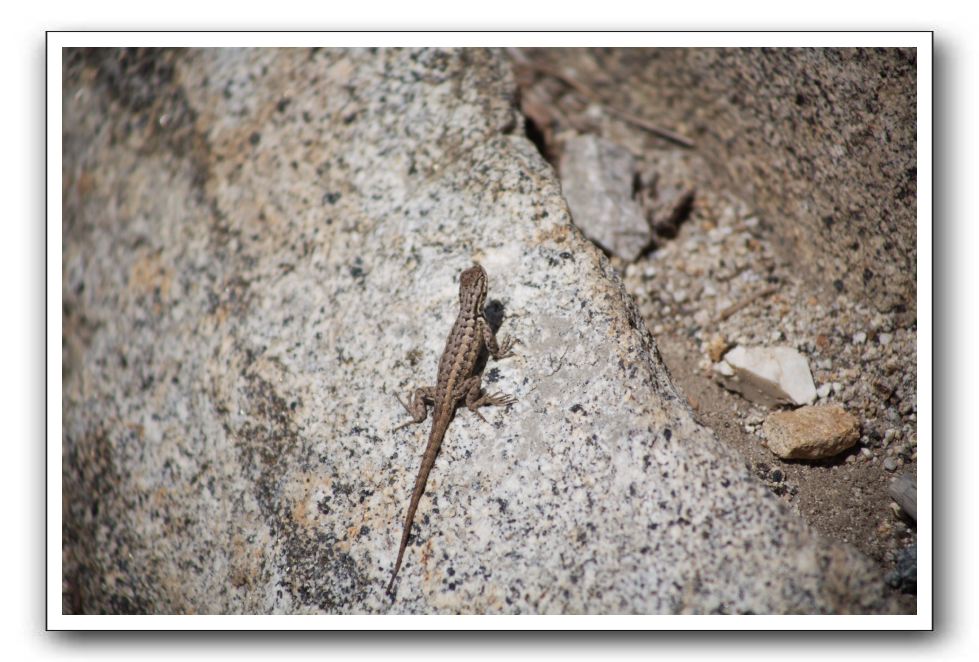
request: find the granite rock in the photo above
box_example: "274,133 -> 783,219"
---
886,545 -> 917,595
558,134 -> 650,261
62,47 -> 896,615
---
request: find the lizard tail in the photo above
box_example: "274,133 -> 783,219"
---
387,465 -> 430,594
387,420 -> 445,595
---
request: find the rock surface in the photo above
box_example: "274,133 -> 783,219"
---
886,545 -> 917,595
714,346 -> 817,406
62,47 -> 896,615
888,473 -> 917,521
762,405 -> 861,460
558,134 -> 650,260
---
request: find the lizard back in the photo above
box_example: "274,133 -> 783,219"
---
387,264 -> 493,594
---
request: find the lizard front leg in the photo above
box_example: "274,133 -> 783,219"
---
392,386 -> 436,431
478,317 -> 516,360
457,376 -> 517,423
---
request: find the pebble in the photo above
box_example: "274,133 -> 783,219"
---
886,545 -> 916,594
816,383 -> 833,399
853,331 -> 867,344
878,332 -> 893,345
714,345 -> 817,407
762,405 -> 860,460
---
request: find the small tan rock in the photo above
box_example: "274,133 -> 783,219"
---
705,334 -> 730,363
762,405 -> 860,460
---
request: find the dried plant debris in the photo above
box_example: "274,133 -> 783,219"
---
509,48 -> 694,149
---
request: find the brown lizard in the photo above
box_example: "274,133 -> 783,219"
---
387,263 -> 517,594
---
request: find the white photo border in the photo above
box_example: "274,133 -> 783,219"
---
48,30 -> 932,631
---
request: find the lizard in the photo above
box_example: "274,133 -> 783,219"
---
387,263 -> 517,594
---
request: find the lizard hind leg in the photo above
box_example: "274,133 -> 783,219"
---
392,386 -> 436,432
459,376 -> 517,423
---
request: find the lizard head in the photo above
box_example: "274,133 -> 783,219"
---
459,263 -> 488,313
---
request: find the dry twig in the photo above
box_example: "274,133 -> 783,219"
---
715,284 -> 778,322
510,53 -> 695,149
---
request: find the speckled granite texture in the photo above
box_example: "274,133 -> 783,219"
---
524,47 -> 917,314
62,47 -> 897,614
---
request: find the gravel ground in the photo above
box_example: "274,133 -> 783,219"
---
617,179 -> 918,599
512,50 -> 919,612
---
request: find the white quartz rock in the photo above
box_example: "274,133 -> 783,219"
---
713,346 -> 817,406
